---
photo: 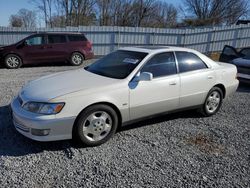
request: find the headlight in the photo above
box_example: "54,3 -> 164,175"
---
23,102 -> 65,115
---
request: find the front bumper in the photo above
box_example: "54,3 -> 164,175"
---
11,97 -> 76,142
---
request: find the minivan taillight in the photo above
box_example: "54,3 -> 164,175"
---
86,41 -> 92,50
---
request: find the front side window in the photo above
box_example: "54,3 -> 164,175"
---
141,52 -> 177,78
175,51 -> 207,73
25,36 -> 44,46
48,35 -> 66,44
85,50 -> 148,79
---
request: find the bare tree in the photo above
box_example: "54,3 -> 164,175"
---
150,1 -> 178,27
96,0 -> 112,26
28,0 -> 178,28
9,9 -> 37,27
9,15 -> 23,27
31,0 -> 54,27
96,0 -> 178,27
131,0 -> 156,27
182,0 -> 249,26
54,0 -> 96,26
56,0 -> 73,26
18,9 -> 37,27
96,0 -> 134,26
71,0 -> 96,26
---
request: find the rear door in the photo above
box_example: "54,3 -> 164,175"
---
45,34 -> 69,61
219,45 -> 239,63
20,34 -> 48,63
175,51 -> 216,108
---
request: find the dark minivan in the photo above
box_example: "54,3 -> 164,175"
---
0,32 -> 94,69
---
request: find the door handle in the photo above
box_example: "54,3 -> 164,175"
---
47,46 -> 53,49
169,81 -> 177,86
207,76 -> 214,79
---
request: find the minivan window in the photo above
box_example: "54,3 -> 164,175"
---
85,50 -> 148,79
68,35 -> 87,42
141,52 -> 177,78
48,35 -> 66,44
25,36 -> 45,46
175,51 -> 207,73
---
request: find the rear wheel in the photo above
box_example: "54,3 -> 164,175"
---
70,52 -> 84,66
4,54 -> 22,69
200,87 -> 223,116
74,104 -> 118,146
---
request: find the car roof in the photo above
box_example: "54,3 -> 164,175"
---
119,46 -> 219,68
32,32 -> 84,35
119,46 -> 197,54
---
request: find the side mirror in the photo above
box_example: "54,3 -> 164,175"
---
136,72 -> 153,82
23,41 -> 28,46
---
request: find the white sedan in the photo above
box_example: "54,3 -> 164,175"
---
11,46 -> 239,146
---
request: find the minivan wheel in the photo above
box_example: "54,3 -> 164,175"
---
4,54 -> 22,69
70,52 -> 84,66
200,87 -> 223,117
74,104 -> 118,146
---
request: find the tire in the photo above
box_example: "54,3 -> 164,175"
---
73,104 -> 119,147
70,52 -> 84,66
199,87 -> 223,117
4,54 -> 22,69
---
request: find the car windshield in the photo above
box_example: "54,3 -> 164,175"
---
85,50 -> 148,79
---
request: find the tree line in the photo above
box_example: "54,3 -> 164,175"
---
9,0 -> 249,28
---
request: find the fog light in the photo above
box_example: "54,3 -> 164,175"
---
31,129 -> 50,136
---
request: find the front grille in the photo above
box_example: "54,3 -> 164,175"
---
15,122 -> 30,132
237,66 -> 250,75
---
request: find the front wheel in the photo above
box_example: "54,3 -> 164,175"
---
4,54 -> 22,69
200,87 -> 223,117
70,52 -> 84,66
74,105 -> 118,147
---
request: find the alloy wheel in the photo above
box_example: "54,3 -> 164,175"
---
6,56 -> 20,68
206,91 -> 221,113
72,54 -> 83,65
82,111 -> 112,142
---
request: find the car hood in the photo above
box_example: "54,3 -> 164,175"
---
20,69 -> 119,101
0,44 -> 15,49
232,58 -> 250,68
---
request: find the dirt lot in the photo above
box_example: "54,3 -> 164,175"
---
0,61 -> 250,187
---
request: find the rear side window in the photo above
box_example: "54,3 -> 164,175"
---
240,48 -> 250,60
48,35 -> 66,44
141,52 -> 177,78
175,51 -> 207,73
68,35 -> 87,42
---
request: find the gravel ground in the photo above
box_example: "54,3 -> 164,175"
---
0,61 -> 250,188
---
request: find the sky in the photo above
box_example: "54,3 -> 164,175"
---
0,0 -> 182,27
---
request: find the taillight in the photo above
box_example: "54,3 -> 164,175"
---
86,41 -> 92,49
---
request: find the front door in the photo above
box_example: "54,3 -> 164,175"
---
21,34 -> 48,63
129,52 -> 180,120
